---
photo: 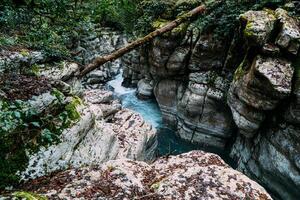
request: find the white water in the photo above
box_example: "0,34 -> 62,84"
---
107,73 -> 235,161
107,73 -> 162,128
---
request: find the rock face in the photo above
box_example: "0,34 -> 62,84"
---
0,49 -> 45,73
129,26 -> 235,150
227,7 -> 300,200
121,4 -> 300,199
20,151 -> 272,200
19,88 -> 157,180
76,26 -> 126,84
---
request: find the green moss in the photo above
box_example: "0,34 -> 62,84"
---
0,92 -> 82,189
31,64 -> 40,76
150,182 -> 161,190
13,191 -> 47,200
233,55 -> 248,81
20,50 -> 30,57
152,19 -> 169,29
65,97 -> 81,121
243,22 -> 254,38
152,18 -> 189,36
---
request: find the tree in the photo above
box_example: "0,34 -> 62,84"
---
79,5 -> 206,76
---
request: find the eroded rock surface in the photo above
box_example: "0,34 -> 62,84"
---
20,151 -> 272,200
120,6 -> 300,199
19,89 -> 157,180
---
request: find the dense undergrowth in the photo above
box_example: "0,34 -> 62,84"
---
0,0 -> 141,59
0,87 -> 81,189
0,0 -> 289,59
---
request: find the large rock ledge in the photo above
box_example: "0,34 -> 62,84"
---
14,151 -> 272,200
18,88 -> 157,181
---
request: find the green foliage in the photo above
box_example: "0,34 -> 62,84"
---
193,0 -> 285,39
0,0 -> 142,58
136,0 -> 178,34
136,0 -> 286,38
0,91 -> 81,189
96,0 -> 141,32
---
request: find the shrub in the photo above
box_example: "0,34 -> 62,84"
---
0,91 -> 81,189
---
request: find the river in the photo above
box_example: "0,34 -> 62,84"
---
107,73 -> 235,165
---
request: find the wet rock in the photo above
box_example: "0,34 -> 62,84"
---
154,79 -> 181,127
231,125 -> 300,200
137,78 -> 154,99
122,48 -> 144,87
153,71 -> 233,149
177,72 -> 233,149
21,151 -> 272,200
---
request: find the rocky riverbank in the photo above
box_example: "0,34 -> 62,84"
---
1,2 -> 300,199
0,26 -> 274,200
121,4 -> 300,200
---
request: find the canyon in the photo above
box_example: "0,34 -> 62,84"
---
0,1 -> 300,200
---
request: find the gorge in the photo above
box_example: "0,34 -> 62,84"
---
0,0 -> 300,200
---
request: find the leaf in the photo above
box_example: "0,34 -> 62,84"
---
13,111 -> 21,118
31,122 -> 41,128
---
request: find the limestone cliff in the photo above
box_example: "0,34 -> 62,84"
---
122,3 -> 300,199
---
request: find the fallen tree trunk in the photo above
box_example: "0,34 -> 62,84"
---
79,5 -> 206,77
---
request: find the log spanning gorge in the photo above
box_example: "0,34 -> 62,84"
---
0,4 -> 300,200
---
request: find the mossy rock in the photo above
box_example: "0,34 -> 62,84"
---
0,90 -> 82,189
233,54 -> 250,81
152,19 -> 189,37
13,191 -> 47,200
240,10 -> 276,46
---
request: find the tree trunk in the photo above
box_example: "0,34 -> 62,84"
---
79,5 -> 206,77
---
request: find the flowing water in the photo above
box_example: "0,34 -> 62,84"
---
107,73 -> 235,165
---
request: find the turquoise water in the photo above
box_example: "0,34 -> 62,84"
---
107,74 -> 235,165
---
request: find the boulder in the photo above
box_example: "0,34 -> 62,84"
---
237,56 -> 293,110
228,55 -> 293,137
19,151 -> 272,200
240,10 -> 276,46
19,89 -> 157,180
40,62 -> 80,81
275,8 -> 300,55
0,50 -> 45,74
137,78 -> 154,99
